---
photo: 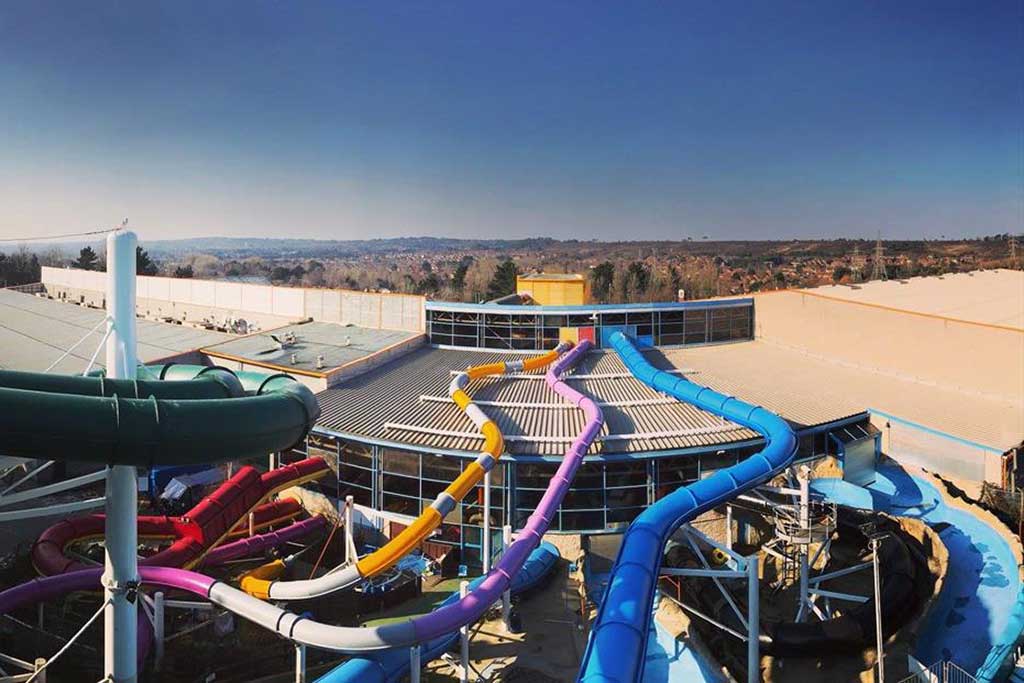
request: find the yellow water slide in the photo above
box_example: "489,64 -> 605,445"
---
239,342 -> 570,600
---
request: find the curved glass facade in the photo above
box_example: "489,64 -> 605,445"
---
425,299 -> 754,349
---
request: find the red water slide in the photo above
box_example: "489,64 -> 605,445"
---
32,457 -> 328,576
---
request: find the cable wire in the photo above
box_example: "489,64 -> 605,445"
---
0,228 -> 114,244
26,596 -> 112,683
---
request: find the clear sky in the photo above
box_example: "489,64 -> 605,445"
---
1,1 -> 1020,242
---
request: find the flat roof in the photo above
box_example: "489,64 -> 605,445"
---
677,339 -> 1022,452
201,321 -> 419,375
314,346 -> 861,458
425,297 -> 752,314
799,269 -> 1023,330
0,289 -> 232,374
518,273 -> 585,281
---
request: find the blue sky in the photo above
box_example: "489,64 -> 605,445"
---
1,1 -> 1020,241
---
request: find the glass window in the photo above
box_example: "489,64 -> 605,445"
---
561,510 -> 604,530
422,454 -> 461,481
339,441 -> 372,468
516,463 -> 558,489
605,461 -> 648,486
606,506 -> 643,525
382,492 -> 419,516
382,449 -> 419,476
563,488 -> 604,509
382,473 -> 419,499
339,462 -> 373,492
571,463 -> 604,489
606,485 -> 646,509
684,310 -> 708,344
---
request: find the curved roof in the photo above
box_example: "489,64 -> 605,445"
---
313,345 -> 861,458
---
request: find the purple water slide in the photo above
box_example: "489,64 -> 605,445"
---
0,515 -> 325,667
411,339 -> 602,640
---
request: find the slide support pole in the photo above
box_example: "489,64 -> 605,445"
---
797,467 -> 810,622
726,504 -> 733,551
483,471 -> 491,573
747,553 -> 759,683
103,228 -> 139,683
344,495 -> 354,565
501,524 -> 512,630
409,645 -> 421,683
872,536 -> 885,683
459,580 -> 470,683
294,643 -> 306,683
153,592 -> 165,670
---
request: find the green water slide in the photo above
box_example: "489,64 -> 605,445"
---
0,364 -> 320,467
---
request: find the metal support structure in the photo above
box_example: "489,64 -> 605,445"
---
34,658 -> 47,683
459,580 -> 470,683
294,643 -> 306,683
102,228 -> 139,683
153,592 -> 165,671
343,495 -> 354,566
797,467 -> 811,622
501,524 -> 512,631
658,526 -> 759,683
409,644 -> 421,683
747,554 -> 759,683
725,504 -> 733,551
482,471 -> 491,573
269,452 -> 277,471
871,536 -> 885,682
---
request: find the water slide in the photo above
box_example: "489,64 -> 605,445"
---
0,364 -> 319,466
32,456 -> 329,575
239,341 -> 571,600
0,339 -> 603,656
576,332 -> 798,683
316,541 -> 561,683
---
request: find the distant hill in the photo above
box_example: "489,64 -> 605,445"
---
141,236 -> 564,258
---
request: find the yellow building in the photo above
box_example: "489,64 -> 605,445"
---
516,273 -> 587,306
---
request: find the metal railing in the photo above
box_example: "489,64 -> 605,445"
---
898,659 -> 978,683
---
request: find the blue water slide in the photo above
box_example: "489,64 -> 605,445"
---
316,541 -> 561,683
577,332 -> 798,683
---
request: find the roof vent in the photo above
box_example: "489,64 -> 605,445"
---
317,354 -> 325,369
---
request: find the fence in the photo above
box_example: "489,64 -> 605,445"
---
899,659 -> 978,683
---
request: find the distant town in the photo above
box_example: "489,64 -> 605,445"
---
4,234 -> 1019,304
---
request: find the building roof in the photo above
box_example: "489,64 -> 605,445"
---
799,269 -> 1023,330
201,321 -> 420,376
518,273 -> 586,282
0,288 -> 232,374
678,339 -> 1023,452
314,345 -> 863,459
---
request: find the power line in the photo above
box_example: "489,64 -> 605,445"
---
0,228 -> 114,244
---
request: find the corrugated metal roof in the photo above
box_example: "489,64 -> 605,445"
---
315,345 -> 858,457
0,289 -> 232,373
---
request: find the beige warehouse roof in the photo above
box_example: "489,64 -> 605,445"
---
674,340 -> 1023,452
797,269 -> 1023,329
314,346 -> 862,457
